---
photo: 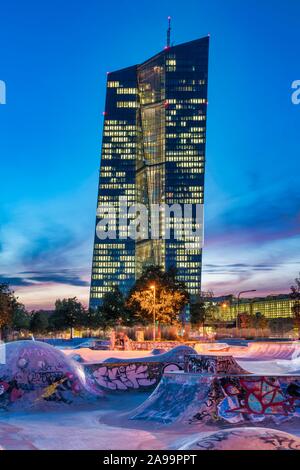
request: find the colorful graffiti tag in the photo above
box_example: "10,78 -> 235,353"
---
85,362 -> 182,391
83,346 -> 195,392
0,341 -> 102,409
177,427 -> 300,451
215,376 -> 300,424
184,355 -> 249,375
131,371 -> 300,424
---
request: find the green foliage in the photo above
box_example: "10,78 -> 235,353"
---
97,286 -> 130,331
12,305 -> 30,331
269,317 -> 294,335
126,265 -> 189,326
291,275 -> 300,328
51,297 -> 86,333
190,291 -> 218,327
82,308 -> 100,330
0,283 -> 15,331
237,311 -> 268,329
237,312 -> 252,329
190,299 -> 206,327
30,311 -> 49,333
252,311 -> 268,329
0,283 -> 32,338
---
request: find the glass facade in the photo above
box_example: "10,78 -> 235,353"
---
90,37 -> 209,308
213,295 -> 296,321
90,66 -> 137,306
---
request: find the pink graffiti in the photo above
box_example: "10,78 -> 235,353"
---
93,364 -> 157,390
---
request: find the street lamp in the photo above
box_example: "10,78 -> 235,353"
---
150,284 -> 156,341
236,290 -> 257,329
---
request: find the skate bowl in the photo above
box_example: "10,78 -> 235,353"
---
193,344 -> 300,375
0,341 -> 103,410
172,427 -> 300,450
83,346 -> 196,392
195,341 -> 300,361
131,370 -> 300,424
102,345 -> 196,364
218,342 -> 300,361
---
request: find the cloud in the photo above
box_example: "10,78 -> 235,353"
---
1,167 -> 300,307
200,176 -> 300,296
0,271 -> 89,287
0,173 -> 97,307
205,178 -> 300,247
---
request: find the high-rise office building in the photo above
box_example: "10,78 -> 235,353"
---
90,35 -> 209,308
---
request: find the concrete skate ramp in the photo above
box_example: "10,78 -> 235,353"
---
102,345 -> 196,364
83,346 -> 196,392
238,356 -> 300,375
0,341 -> 103,410
131,371 -> 300,424
195,341 -> 300,361
185,354 -> 250,375
194,343 -> 300,375
230,342 -> 300,361
172,427 -> 300,451
194,343 -> 232,354
185,351 -> 300,375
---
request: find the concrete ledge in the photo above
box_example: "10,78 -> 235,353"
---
184,354 -> 250,375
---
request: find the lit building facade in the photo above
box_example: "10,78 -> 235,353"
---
90,37 -> 209,308
212,294 -> 296,322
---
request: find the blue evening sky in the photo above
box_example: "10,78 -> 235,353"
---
0,0 -> 299,308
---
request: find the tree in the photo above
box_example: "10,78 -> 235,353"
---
0,283 -> 31,339
252,312 -> 268,329
97,286 -> 130,332
51,298 -> 86,338
190,298 -> 206,331
236,311 -> 268,330
269,318 -> 294,336
0,284 -> 16,339
126,265 -> 189,326
237,312 -> 252,329
291,275 -> 300,333
12,304 -> 30,332
190,291 -> 219,333
82,308 -> 100,332
30,311 -> 49,334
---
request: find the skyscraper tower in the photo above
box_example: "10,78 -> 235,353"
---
90,34 -> 209,308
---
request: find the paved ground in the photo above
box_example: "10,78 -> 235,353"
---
1,343 -> 300,450
0,391 -> 300,450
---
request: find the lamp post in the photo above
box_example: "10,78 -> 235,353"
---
236,290 -> 257,330
150,284 -> 156,341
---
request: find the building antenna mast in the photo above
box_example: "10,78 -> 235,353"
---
167,16 -> 171,48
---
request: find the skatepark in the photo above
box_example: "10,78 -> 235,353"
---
1,339 -> 300,450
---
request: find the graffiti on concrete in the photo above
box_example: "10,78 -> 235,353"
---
179,428 -> 300,451
185,355 -> 248,375
131,372 -> 209,423
84,346 -> 194,392
132,377 -> 201,423
0,341 -> 98,409
103,346 -> 196,366
189,375 -> 300,424
0,369 -> 83,409
216,376 -> 300,424
132,371 -> 300,424
191,379 -> 224,423
86,362 -> 182,391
